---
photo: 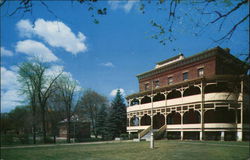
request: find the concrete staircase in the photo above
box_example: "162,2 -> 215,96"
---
140,129 -> 158,141
139,125 -> 167,141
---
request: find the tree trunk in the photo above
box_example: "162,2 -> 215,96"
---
91,116 -> 96,138
66,105 -> 71,143
41,106 -> 46,143
32,108 -> 36,144
32,125 -> 36,144
67,117 -> 71,143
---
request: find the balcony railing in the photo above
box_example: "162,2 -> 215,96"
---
127,123 -> 245,132
127,92 -> 241,112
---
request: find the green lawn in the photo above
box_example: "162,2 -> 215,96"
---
1,140 -> 249,160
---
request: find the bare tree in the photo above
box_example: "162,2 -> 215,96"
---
18,62 -> 40,144
143,0 -> 249,46
54,74 -> 80,143
18,60 -> 62,143
77,89 -> 107,138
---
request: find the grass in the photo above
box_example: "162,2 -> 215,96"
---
1,140 -> 249,160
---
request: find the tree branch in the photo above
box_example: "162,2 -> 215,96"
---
214,14 -> 249,43
210,0 -> 248,24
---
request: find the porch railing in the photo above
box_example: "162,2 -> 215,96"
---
138,126 -> 152,139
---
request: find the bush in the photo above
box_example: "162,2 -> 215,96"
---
1,134 -> 14,145
120,133 -> 129,140
17,134 -> 30,144
165,132 -> 181,140
129,133 -> 138,139
154,131 -> 165,140
38,136 -> 55,144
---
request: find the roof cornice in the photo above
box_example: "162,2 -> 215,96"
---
136,46 -> 224,80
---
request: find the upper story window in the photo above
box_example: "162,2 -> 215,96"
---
144,83 -> 149,90
154,80 -> 160,88
183,72 -> 188,81
168,77 -> 173,85
197,68 -> 204,77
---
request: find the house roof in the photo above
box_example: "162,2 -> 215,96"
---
136,46 -> 246,80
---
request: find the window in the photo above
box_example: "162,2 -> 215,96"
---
183,72 -> 188,81
168,77 -> 173,85
198,68 -> 204,77
154,80 -> 160,88
144,83 -> 149,90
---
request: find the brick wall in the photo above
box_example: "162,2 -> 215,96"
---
139,56 -> 216,92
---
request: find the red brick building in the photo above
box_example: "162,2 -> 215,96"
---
126,46 -> 249,141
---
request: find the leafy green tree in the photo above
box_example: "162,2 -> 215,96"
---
96,104 -> 108,139
107,89 -> 127,139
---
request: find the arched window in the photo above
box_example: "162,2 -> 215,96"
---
140,114 -> 151,126
141,96 -> 151,104
204,82 -> 232,93
204,108 -> 236,123
131,99 -> 139,106
167,90 -> 181,99
167,111 -> 181,124
153,93 -> 165,102
130,116 -> 139,126
183,110 -> 200,124
183,86 -> 201,97
153,113 -> 165,129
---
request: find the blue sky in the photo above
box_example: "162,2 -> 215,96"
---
1,1 -> 249,112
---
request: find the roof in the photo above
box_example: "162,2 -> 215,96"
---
156,53 -> 184,65
136,46 -> 246,80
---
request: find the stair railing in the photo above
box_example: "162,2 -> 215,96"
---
157,124 -> 166,133
138,126 -> 152,139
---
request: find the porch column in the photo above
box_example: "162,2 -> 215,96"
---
237,79 -> 244,141
181,131 -> 184,140
138,117 -> 141,126
128,117 -> 131,127
164,115 -> 167,125
181,113 -> 183,125
221,131 -> 225,141
199,131 -> 203,141
128,99 -> 131,107
164,91 -> 168,107
139,97 -> 142,105
237,131 -> 243,141
200,80 -> 205,141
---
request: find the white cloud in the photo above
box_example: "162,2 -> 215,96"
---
101,62 -> 114,67
16,19 -> 87,55
124,1 -> 137,13
16,19 -> 34,37
1,47 -> 13,56
108,0 -> 139,13
108,0 -> 120,10
1,67 -> 19,90
16,39 -> 58,62
1,67 -> 23,112
110,88 -> 125,97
